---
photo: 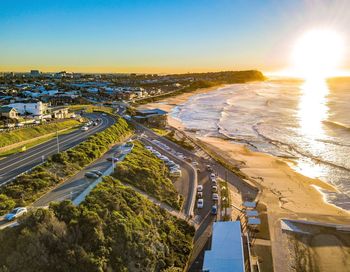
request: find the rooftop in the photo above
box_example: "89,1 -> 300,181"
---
203,221 -> 245,272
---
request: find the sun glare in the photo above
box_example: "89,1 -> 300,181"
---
291,29 -> 345,79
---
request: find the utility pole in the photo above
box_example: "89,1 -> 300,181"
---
56,129 -> 60,153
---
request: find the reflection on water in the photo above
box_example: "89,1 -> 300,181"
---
296,79 -> 330,178
298,79 -> 329,138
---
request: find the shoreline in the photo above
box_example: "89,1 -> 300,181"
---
138,84 -> 350,222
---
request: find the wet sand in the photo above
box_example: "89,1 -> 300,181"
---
138,85 -> 350,272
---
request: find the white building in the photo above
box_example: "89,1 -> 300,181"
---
6,101 -> 48,116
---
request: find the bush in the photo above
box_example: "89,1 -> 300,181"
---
114,141 -> 181,209
0,177 -> 194,272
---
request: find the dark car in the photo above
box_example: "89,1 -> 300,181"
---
211,205 -> 217,215
84,172 -> 99,179
90,170 -> 103,176
106,157 -> 119,162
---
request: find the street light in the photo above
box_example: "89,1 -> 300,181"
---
56,127 -> 60,153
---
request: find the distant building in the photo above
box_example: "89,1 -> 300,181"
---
30,70 -> 40,77
0,107 -> 18,119
202,221 -> 245,272
134,108 -> 168,128
6,101 -> 48,116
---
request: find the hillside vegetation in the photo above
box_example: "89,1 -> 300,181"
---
135,70 -> 265,104
0,116 -> 132,215
0,119 -> 80,148
0,177 -> 195,272
114,141 -> 181,209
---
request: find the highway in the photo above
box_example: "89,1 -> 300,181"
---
0,113 -> 115,186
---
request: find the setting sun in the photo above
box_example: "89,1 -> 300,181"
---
291,29 -> 345,79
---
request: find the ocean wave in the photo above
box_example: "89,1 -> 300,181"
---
323,120 -> 350,130
253,123 -> 350,174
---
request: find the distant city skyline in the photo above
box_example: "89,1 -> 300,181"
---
1,0 -> 350,74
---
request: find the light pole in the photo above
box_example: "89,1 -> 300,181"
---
56,128 -> 60,153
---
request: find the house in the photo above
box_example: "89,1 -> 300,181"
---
51,106 -> 69,119
134,108 -> 168,128
0,107 -> 18,119
202,221 -> 245,272
6,101 -> 48,116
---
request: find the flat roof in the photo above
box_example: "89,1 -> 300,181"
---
246,210 -> 259,217
243,201 -> 257,208
248,217 -> 261,225
136,108 -> 168,115
203,221 -> 244,272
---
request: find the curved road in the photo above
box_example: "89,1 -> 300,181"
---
0,113 -> 115,185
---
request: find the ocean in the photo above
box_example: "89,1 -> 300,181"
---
171,78 -> 350,211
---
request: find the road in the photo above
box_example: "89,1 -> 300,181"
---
33,142 -> 131,207
0,113 -> 115,186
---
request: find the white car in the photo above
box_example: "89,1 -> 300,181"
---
5,207 -> 28,221
169,169 -> 182,178
81,126 -> 89,131
212,193 -> 219,201
210,173 -> 216,179
212,185 -> 218,192
197,185 -> 203,192
197,199 -> 204,209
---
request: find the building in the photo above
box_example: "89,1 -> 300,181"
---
0,107 -> 18,119
134,108 -> 168,128
6,101 -> 48,116
30,70 -> 40,77
50,106 -> 69,119
202,221 -> 245,272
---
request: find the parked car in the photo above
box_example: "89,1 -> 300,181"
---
84,172 -> 99,179
212,185 -> 218,192
81,126 -> 89,131
106,157 -> 119,162
212,193 -> 219,201
4,207 -> 27,221
211,205 -> 218,215
197,191 -> 203,198
192,161 -> 199,167
90,170 -> 103,176
197,199 -> 204,209
169,169 -> 182,178
206,165 -> 213,172
197,185 -> 203,192
210,173 -> 216,179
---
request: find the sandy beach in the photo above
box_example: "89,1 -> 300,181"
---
138,86 -> 350,222
139,84 -> 350,272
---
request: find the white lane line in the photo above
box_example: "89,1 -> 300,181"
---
0,116 -> 111,173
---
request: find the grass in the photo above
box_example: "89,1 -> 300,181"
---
68,104 -> 114,114
151,128 -> 170,136
114,141 -> 182,209
0,127 -> 78,158
0,119 -> 80,148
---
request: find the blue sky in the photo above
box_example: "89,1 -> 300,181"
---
0,0 -> 349,73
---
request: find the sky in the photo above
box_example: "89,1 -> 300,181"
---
0,0 -> 349,74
